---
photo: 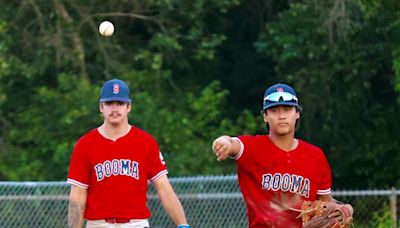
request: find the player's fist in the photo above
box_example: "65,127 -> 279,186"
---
212,135 -> 233,161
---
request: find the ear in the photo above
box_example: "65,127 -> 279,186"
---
127,103 -> 132,112
262,111 -> 268,123
99,103 -> 103,113
295,110 -> 300,120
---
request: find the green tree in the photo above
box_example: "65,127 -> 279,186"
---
0,0 -> 399,188
1,74 -> 99,180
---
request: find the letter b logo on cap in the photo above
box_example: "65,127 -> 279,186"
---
100,79 -> 132,103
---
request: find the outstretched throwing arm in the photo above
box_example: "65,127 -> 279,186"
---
212,135 -> 241,161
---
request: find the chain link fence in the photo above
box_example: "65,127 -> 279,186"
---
0,175 -> 398,228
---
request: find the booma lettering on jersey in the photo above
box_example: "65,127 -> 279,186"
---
95,159 -> 139,181
262,173 -> 310,198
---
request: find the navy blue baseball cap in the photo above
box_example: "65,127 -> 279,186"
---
262,83 -> 300,110
99,79 -> 132,103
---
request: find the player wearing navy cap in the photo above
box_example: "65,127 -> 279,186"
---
67,79 -> 190,228
212,83 -> 353,227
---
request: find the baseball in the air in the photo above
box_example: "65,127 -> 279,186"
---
99,21 -> 114,37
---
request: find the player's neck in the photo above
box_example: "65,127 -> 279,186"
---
268,133 -> 298,152
98,122 -> 131,141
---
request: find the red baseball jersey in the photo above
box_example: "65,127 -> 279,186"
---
67,126 -> 167,220
235,135 -> 332,228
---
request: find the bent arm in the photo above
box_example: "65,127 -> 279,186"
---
212,135 -> 241,161
153,175 -> 188,226
68,185 -> 87,228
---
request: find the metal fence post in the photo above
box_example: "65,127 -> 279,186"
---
390,187 -> 397,228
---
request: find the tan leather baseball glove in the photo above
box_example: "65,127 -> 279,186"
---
297,200 -> 354,228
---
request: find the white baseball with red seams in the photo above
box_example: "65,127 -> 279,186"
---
99,21 -> 114,37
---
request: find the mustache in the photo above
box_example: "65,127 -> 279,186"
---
109,112 -> 121,117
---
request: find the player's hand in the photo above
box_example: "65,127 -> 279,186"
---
328,209 -> 342,220
212,135 -> 232,161
328,204 -> 353,224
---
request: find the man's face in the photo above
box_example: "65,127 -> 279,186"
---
99,101 -> 131,125
263,105 -> 300,135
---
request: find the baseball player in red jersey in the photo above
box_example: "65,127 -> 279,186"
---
67,79 -> 190,228
212,83 -> 352,227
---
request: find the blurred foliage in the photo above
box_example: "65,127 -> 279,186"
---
0,0 -> 398,190
3,75 -> 100,180
368,203 -> 397,228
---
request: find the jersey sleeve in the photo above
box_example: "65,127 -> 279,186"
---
147,138 -> 168,182
316,150 -> 332,195
234,135 -> 256,170
67,139 -> 90,189
236,135 -> 255,165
